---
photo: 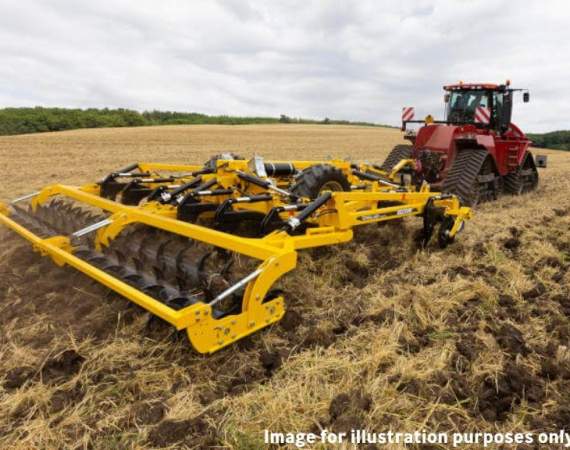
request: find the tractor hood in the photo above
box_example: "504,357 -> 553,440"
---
414,124 -> 495,153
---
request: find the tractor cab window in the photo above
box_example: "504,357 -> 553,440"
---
447,90 -> 489,123
493,90 -> 513,133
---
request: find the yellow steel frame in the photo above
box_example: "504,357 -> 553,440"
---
0,159 -> 471,353
0,186 -> 294,353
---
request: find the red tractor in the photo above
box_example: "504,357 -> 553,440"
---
380,81 -> 539,206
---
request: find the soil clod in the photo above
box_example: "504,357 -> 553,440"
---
3,366 -> 35,390
147,416 -> 217,448
522,283 -> 546,300
41,350 -> 85,383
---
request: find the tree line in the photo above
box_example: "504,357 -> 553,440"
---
0,108 -> 146,135
0,107 -> 389,136
527,130 -> 570,151
6,107 -> 564,148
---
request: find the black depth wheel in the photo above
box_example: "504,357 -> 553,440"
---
437,216 -> 456,249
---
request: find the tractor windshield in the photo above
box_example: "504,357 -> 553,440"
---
446,90 -> 490,124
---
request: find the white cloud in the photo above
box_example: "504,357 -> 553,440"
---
0,0 -> 568,131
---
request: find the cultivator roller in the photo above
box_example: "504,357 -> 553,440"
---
0,154 -> 472,353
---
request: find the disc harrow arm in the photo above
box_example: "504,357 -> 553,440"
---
237,170 -> 298,200
285,192 -> 332,232
351,169 -> 400,188
215,194 -> 273,224
152,176 -> 203,204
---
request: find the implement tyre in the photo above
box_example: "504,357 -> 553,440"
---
291,164 -> 351,199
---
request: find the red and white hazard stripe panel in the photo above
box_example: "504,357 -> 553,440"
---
402,107 -> 415,122
474,106 -> 491,124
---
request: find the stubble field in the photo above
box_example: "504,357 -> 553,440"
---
0,124 -> 569,449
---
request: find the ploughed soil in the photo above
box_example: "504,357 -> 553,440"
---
0,125 -> 569,449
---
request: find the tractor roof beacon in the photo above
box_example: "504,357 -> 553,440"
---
382,81 -> 539,206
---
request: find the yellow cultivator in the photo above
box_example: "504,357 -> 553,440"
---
0,154 -> 471,353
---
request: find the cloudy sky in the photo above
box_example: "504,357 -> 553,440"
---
1,0 -> 568,132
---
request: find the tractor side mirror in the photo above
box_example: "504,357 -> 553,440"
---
523,92 -> 530,103
444,94 -> 450,103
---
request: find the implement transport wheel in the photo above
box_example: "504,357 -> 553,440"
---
291,164 -> 351,199
503,151 -> 539,195
379,144 -> 413,172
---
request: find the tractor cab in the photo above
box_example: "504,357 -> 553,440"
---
443,82 -> 528,134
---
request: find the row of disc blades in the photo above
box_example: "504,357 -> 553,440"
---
10,198 -> 247,314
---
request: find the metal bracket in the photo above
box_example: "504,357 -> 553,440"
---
249,155 -> 268,178
71,218 -> 113,238
10,191 -> 40,204
209,267 -> 264,307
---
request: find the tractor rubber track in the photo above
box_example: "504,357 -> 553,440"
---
503,152 -> 539,195
379,145 -> 413,172
9,199 -> 248,316
441,149 -> 489,206
503,170 -> 521,194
